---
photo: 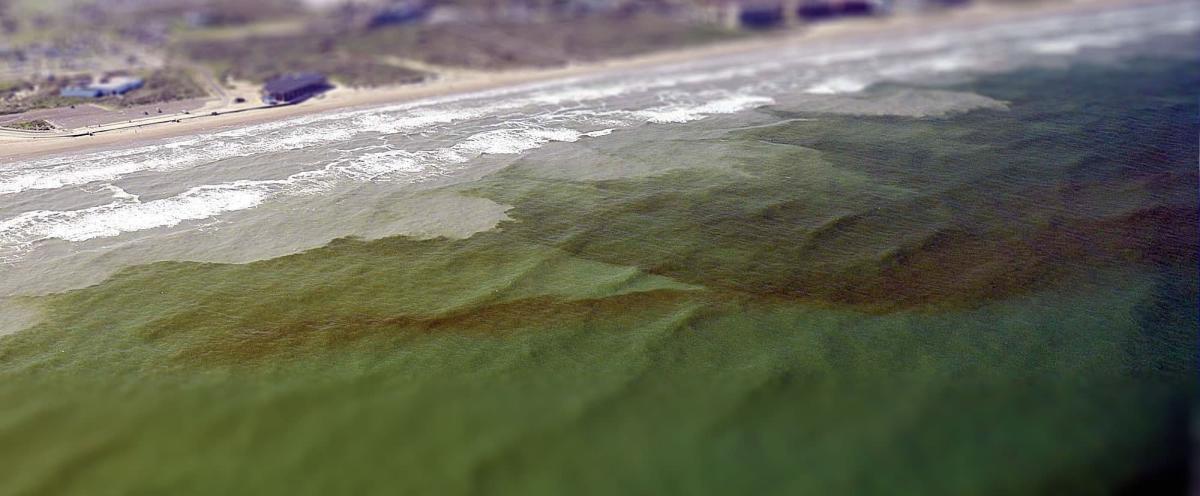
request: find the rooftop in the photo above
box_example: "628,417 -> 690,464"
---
263,72 -> 328,95
91,76 -> 143,91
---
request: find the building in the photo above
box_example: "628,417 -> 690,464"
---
59,76 -> 144,98
261,73 -> 330,105
714,0 -> 888,28
799,0 -> 888,20
797,0 -> 837,20
739,1 -> 785,28
715,0 -> 798,29
367,1 -> 431,28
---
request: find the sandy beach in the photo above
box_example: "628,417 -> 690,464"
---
0,0 -> 1155,163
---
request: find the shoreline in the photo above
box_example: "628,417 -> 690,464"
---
0,0 -> 1159,163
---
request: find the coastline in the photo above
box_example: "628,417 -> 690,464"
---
0,0 -> 1157,163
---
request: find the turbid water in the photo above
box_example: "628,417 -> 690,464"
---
0,2 -> 1197,494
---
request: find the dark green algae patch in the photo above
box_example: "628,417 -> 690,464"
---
0,58 -> 1197,495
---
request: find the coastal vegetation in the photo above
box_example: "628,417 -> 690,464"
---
2,1 -> 744,110
173,11 -> 739,84
1,118 -> 54,130
0,68 -> 208,115
114,67 -> 208,106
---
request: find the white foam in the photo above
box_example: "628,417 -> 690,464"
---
0,184 -> 272,244
0,124 -> 599,250
1164,17 -> 1200,34
455,127 -> 586,155
330,149 -> 424,181
0,124 -> 356,197
633,94 -> 774,123
807,48 -> 883,66
804,77 -> 870,95
1028,31 -> 1145,55
95,184 -> 139,201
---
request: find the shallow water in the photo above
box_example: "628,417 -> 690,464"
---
0,2 -> 1197,494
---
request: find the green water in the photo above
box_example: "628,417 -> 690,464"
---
0,58 -> 1195,495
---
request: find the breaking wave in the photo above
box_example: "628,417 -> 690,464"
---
0,0 -> 1195,262
804,77 -> 871,95
633,94 -> 774,123
0,88 -> 770,254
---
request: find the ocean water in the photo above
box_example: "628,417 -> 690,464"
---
0,2 -> 1197,494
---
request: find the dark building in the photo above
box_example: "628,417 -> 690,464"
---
798,0 -> 837,20
797,0 -> 887,21
840,0 -> 875,16
738,1 -> 784,28
368,1 -> 431,29
262,73 -> 330,105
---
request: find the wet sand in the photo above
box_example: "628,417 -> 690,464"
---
0,0 -> 1153,163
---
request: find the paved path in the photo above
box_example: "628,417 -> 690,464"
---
0,101 -> 277,140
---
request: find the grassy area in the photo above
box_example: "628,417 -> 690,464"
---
174,13 -> 742,85
0,92 -> 90,116
0,67 -> 208,115
6,4 -> 739,95
174,18 -> 309,42
1,118 -> 54,130
114,67 -> 208,107
174,33 -> 433,86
